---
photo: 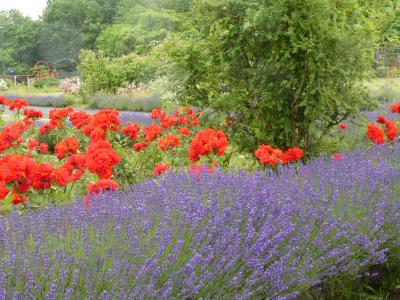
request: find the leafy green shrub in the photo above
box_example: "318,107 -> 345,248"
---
163,0 -> 381,154
78,50 -> 157,98
33,77 -> 60,89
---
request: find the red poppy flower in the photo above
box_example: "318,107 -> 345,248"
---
281,147 -> 303,165
254,144 -> 283,166
87,179 -> 118,195
188,129 -> 228,162
39,143 -> 48,154
55,137 -> 79,160
179,128 -> 190,136
385,121 -> 398,141
376,116 -> 388,125
366,124 -> 385,144
133,141 -> 148,152
144,124 -> 162,142
28,138 -> 40,150
153,163 -> 169,176
332,153 -> 343,160
390,103 -> 400,113
23,108 -> 43,119
157,135 -> 180,151
121,122 -> 141,141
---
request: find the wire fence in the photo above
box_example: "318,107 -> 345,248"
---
374,45 -> 400,78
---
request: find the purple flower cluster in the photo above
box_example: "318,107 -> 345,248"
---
0,144 -> 399,299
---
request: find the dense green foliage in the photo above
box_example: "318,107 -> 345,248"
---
163,0 -> 394,153
0,0 -> 398,151
79,50 -> 156,97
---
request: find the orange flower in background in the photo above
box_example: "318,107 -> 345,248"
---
55,137 -> 79,160
376,116 -> 388,125
188,128 -> 228,162
339,123 -> 347,130
390,103 -> 400,113
133,141 -> 148,152
366,124 -> 385,144
157,135 -> 180,151
385,121 -> 398,141
281,147 -> 303,165
254,144 -> 283,167
153,163 -> 169,176
121,122 -> 141,141
144,124 -> 162,142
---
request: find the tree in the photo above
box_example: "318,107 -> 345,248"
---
96,24 -> 136,57
0,10 -> 41,73
163,0 -> 380,153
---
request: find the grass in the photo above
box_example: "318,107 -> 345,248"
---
364,77 -> 400,102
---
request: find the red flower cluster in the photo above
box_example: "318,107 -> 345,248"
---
179,127 -> 190,136
133,141 -> 148,152
144,124 -> 162,141
83,109 -> 120,138
55,154 -> 86,187
121,122 -> 141,141
366,124 -> 385,144
0,96 -> 10,106
339,123 -> 347,130
85,140 -> 121,179
188,129 -> 228,162
391,103 -> 400,113
281,147 -> 304,165
0,154 -> 56,203
9,99 -> 29,111
24,108 -> 43,119
376,116 -> 388,125
188,163 -> 218,179
385,121 -> 398,142
157,135 -> 180,151
69,111 -> 90,129
27,138 -> 48,153
254,145 -> 283,166
87,179 -> 118,195
0,122 -> 30,153
254,145 -> 303,167
332,153 -> 343,160
153,163 -> 169,176
55,137 -> 79,160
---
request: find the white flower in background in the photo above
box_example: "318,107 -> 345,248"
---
0,79 -> 8,91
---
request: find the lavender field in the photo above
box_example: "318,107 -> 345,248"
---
1,143 -> 399,299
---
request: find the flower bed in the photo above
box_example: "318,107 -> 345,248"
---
0,143 -> 399,298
